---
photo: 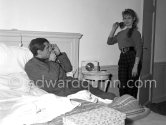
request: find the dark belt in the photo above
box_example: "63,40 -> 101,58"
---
120,47 -> 135,53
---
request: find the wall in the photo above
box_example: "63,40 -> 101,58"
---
154,0 -> 166,62
152,0 -> 166,103
0,0 -> 143,66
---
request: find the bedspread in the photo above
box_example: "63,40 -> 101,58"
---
32,99 -> 103,125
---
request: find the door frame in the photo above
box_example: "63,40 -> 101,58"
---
138,0 -> 157,105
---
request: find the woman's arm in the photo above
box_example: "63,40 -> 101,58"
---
107,22 -> 119,45
133,30 -> 143,65
132,30 -> 143,77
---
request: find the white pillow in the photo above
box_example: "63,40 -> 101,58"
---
0,43 -> 33,74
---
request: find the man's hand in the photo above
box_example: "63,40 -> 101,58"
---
51,44 -> 61,56
49,51 -> 57,61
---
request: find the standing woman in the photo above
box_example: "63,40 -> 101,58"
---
107,9 -> 143,98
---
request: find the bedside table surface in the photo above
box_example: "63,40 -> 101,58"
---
82,71 -> 111,76
82,71 -> 111,81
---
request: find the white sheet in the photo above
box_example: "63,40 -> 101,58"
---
0,72 -> 112,125
67,90 -> 113,104
0,73 -> 80,125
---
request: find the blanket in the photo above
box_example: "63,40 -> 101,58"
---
0,72 -> 111,125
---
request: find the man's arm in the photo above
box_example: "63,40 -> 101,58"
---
50,44 -> 73,73
56,52 -> 73,73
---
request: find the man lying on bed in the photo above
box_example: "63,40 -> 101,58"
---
25,38 -> 115,100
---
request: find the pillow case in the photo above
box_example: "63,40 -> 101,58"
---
0,43 -> 33,75
0,72 -> 47,99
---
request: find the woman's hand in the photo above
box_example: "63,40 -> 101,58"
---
109,22 -> 119,38
132,64 -> 138,77
112,22 -> 119,31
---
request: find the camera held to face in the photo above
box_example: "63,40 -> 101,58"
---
116,22 -> 125,29
50,44 -> 53,50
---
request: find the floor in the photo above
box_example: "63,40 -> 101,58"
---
125,101 -> 166,125
146,101 -> 166,116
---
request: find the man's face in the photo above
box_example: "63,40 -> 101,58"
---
38,42 -> 51,59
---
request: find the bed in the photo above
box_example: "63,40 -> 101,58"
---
0,29 -> 166,125
0,29 -> 119,125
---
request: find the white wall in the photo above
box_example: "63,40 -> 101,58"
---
154,0 -> 166,62
0,0 -> 143,66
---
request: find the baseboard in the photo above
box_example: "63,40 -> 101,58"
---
98,65 -> 119,96
78,62 -> 166,101
100,65 -> 118,80
152,95 -> 166,103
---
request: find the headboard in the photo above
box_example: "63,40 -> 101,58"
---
0,29 -> 82,78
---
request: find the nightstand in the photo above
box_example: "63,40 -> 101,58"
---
82,71 -> 112,92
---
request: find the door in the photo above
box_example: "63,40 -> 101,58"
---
138,0 -> 156,105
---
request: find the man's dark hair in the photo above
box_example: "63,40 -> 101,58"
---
29,38 -> 49,56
